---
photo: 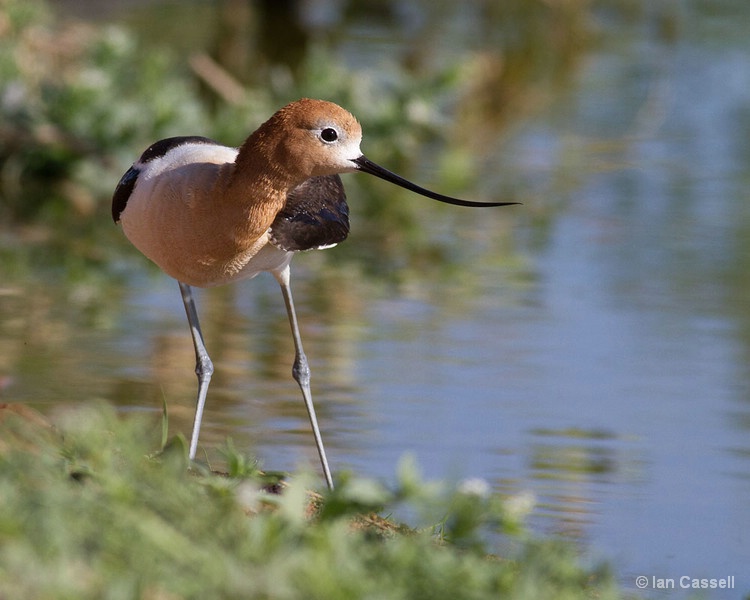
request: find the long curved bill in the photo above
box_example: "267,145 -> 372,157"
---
351,155 -> 519,208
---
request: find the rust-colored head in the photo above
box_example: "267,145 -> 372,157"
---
244,98 -> 364,182
244,98 -> 518,208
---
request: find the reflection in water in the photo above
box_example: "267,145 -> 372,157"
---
525,427 -> 642,539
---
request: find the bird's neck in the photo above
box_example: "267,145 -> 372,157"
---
222,131 -> 302,243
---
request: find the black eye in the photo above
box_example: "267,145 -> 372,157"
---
320,128 -> 338,143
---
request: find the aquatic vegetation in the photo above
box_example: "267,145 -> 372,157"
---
0,403 -> 619,599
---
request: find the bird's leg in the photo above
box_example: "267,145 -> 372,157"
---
273,264 -> 334,490
178,281 -> 214,461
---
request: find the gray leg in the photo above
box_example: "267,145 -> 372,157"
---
273,264 -> 334,490
178,281 -> 214,461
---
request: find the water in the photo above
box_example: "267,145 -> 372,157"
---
4,1 -> 750,596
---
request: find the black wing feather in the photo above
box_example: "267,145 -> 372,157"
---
112,166 -> 139,223
270,175 -> 350,252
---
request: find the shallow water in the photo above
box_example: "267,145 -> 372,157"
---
4,1 -> 750,596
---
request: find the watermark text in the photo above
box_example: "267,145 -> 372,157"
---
634,575 -> 735,590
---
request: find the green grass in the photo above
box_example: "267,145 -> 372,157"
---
0,403 -> 620,600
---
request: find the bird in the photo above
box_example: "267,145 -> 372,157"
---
112,98 -> 517,489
